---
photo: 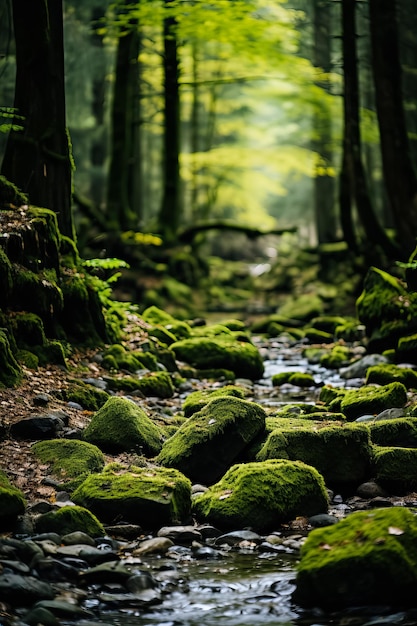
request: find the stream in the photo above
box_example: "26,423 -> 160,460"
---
82,337 -> 417,626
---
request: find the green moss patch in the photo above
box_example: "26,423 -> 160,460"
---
0,469 -> 26,528
157,396 -> 266,484
372,446 -> 417,493
365,363 -> 417,389
83,396 -> 162,455
64,381 -> 109,411
295,507 -> 417,608
182,385 -> 247,417
170,335 -> 264,380
368,418 -> 417,448
340,382 -> 408,421
192,459 -> 328,532
35,505 -> 105,537
32,439 -> 105,489
272,371 -> 316,387
72,464 -> 191,529
0,329 -> 22,387
106,371 -> 174,398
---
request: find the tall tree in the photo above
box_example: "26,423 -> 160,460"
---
106,0 -> 141,232
369,0 -> 417,257
158,0 -> 181,245
339,0 -> 398,258
1,0 -> 75,240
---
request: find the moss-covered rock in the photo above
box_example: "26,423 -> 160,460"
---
340,382 -> 408,421
157,396 -> 266,484
170,335 -> 264,380
10,312 -> 47,347
368,418 -> 417,448
303,328 -> 333,344
107,371 -> 174,398
256,423 -> 372,490
356,267 -> 417,352
319,344 -> 352,369
192,459 -> 328,532
32,439 -> 105,489
365,363 -> 417,389
141,306 -> 192,340
0,329 -> 22,387
396,333 -> 417,364
64,381 -> 109,411
310,316 -> 348,334
182,385 -> 247,418
83,396 -> 162,455
0,246 -> 13,307
12,267 -> 63,322
278,293 -> 324,322
35,505 -> 105,537
272,371 -> 316,387
72,464 -> 191,528
372,446 -> 417,493
0,469 -> 26,529
294,507 -> 417,608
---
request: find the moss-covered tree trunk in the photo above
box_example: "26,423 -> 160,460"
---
1,0 -> 75,240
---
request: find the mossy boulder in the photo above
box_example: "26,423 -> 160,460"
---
310,316 -> 348,334
356,267 -> 417,352
12,267 -> 63,322
368,418 -> 417,448
303,328 -> 333,344
192,459 -> 328,533
182,385 -> 247,418
365,363 -> 417,389
170,336 -> 264,380
278,293 -> 324,322
256,423 -> 372,490
372,446 -> 417,493
294,507 -> 417,608
72,464 -> 192,528
272,371 -> 316,387
106,371 -> 174,398
396,333 -> 417,364
35,505 -> 105,538
141,306 -> 192,340
0,329 -> 22,387
32,439 -> 105,490
64,381 -> 109,411
83,396 -> 163,455
157,396 -> 266,484
339,382 -> 408,421
319,344 -> 352,369
0,469 -> 26,529
0,246 -> 13,307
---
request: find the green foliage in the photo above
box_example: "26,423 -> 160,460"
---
0,106 -> 24,133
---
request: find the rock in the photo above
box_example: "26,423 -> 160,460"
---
157,525 -> 202,544
0,572 -> 55,605
340,353 -> 388,379
132,537 -> 174,555
372,447 -> 417,493
256,422 -> 372,491
157,396 -> 266,484
170,335 -> 265,380
35,505 -> 105,537
294,507 -> 417,608
0,469 -> 26,529
308,513 -> 338,527
214,530 -> 262,547
368,418 -> 417,447
9,414 -> 65,439
356,481 -> 388,499
365,363 -> 417,389
82,396 -> 163,455
72,464 -> 192,529
339,382 -> 408,421
182,384 -> 247,417
32,439 -> 105,487
192,459 -> 328,533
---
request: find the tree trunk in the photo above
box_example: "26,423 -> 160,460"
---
106,0 -> 141,232
158,0 -> 181,245
369,0 -> 417,257
340,0 -> 399,258
312,0 -> 337,244
1,0 -> 75,240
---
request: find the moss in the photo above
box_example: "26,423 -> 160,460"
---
0,174 -> 28,206
0,469 -> 26,527
33,340 -> 67,367
141,306 -> 192,340
35,505 -> 105,537
0,246 -> 13,306
191,323 -> 233,337
83,396 -> 162,455
257,423 -> 372,489
369,418 -> 417,448
310,316 -> 348,334
192,459 -> 328,532
217,318 -> 246,331
59,234 -> 80,268
182,385 -> 247,417
107,371 -> 174,398
272,371 -> 316,387
195,368 -> 236,381
319,344 -> 352,369
0,329 -> 22,387
17,349 -> 39,369
319,385 -> 347,406
397,333 -> 417,363
103,344 -> 147,372
304,328 -> 333,344
278,293 -> 324,322
72,464 -> 192,528
32,439 -> 105,489
372,446 -> 417,493
335,320 -> 365,342
365,363 -> 417,389
60,271 -> 107,345
340,382 -> 408,421
250,314 -> 303,334
10,312 -> 47,347
147,324 -> 177,346
295,507 -> 417,608
12,267 -> 63,318
64,381 -> 109,411
170,335 -> 264,380
157,396 -> 266,484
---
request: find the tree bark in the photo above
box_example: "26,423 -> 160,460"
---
1,0 -> 75,240
369,0 -> 417,257
158,0 -> 181,245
